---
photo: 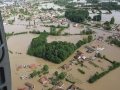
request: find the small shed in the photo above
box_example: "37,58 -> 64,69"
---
62,64 -> 69,70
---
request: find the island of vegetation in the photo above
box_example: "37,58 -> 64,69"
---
27,33 -> 93,64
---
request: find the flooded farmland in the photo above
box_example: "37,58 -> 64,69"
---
3,8 -> 120,90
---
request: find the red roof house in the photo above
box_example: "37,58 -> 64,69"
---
62,64 -> 69,70
39,76 -> 47,84
57,82 -> 64,88
18,86 -> 28,90
29,64 -> 36,69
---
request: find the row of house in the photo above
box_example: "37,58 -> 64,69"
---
17,64 -> 36,71
23,76 -> 77,90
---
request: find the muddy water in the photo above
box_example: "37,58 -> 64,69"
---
62,23 -> 84,34
8,33 -> 120,90
6,20 -> 120,90
89,10 -> 120,24
38,3 -> 65,10
4,25 -> 50,33
47,35 -> 83,44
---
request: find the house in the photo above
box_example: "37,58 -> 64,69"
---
39,76 -> 47,84
74,55 -> 81,59
81,55 -> 86,60
77,51 -> 83,56
25,82 -> 35,88
62,64 -> 69,70
51,18 -> 57,22
29,64 -> 36,69
71,60 -> 78,65
68,84 -> 77,90
18,86 -> 28,90
56,82 -> 64,88
97,36 -> 104,41
86,50 -> 92,53
52,86 -> 64,90
92,45 -> 97,48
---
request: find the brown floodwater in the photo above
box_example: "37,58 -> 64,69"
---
61,23 -> 84,34
89,10 -> 120,24
6,20 -> 120,90
47,35 -> 84,44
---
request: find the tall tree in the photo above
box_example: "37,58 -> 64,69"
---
110,17 -> 115,24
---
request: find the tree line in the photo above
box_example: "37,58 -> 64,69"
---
80,28 -> 95,35
76,35 -> 93,48
27,33 -> 75,64
65,10 -> 89,23
89,54 -> 120,83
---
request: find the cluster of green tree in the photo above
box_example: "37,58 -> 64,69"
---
80,28 -> 95,35
49,71 -> 67,85
19,9 -> 30,15
11,9 -> 18,15
86,0 -> 99,3
65,2 -> 77,9
2,14 -> 10,18
54,15 -> 64,18
94,24 -> 101,28
42,65 -> 49,75
8,50 -> 13,54
44,24 -> 69,28
65,10 -> 89,23
89,61 -> 99,67
25,17 -> 31,21
62,32 -> 70,36
30,70 -> 41,78
5,6 -> 12,9
98,2 -> 120,10
93,14 -> 101,21
65,78 -> 75,84
29,30 -> 49,34
27,33 -> 75,64
54,0 -> 69,6
50,27 -> 65,36
104,17 -> 115,25
8,18 -> 15,25
111,39 -> 120,47
5,31 -> 28,37
14,32 -> 28,35
15,52 -> 22,54
76,35 -> 93,48
103,17 -> 115,30
30,65 -> 49,78
77,68 -> 85,74
89,60 -> 120,83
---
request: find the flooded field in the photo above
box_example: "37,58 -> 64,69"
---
4,9 -> 120,90
38,3 -> 65,10
4,25 -> 50,33
61,24 -> 84,34
89,10 -> 120,24
47,35 -> 83,44
7,31 -> 120,90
